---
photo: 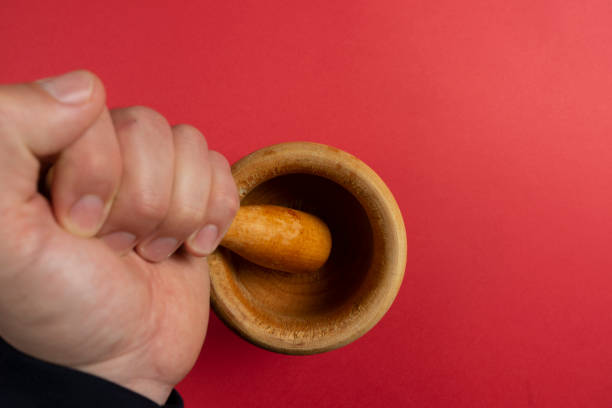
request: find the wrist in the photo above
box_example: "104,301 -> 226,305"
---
120,378 -> 174,406
78,369 -> 174,405
76,354 -> 175,406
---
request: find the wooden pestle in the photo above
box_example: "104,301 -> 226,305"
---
219,205 -> 332,274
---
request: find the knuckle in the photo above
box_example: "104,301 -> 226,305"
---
78,148 -> 110,173
114,106 -> 170,133
211,190 -> 240,220
173,203 -> 204,226
58,152 -> 119,198
130,191 -> 170,222
173,123 -> 203,138
209,150 -> 231,170
173,124 -> 208,151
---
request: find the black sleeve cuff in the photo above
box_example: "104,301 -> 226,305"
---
0,337 -> 183,408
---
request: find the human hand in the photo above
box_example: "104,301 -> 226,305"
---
0,70 -> 238,404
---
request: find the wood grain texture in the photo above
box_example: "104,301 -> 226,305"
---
220,205 -> 332,274
208,142 -> 406,354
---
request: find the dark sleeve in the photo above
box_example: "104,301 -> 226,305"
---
0,337 -> 183,408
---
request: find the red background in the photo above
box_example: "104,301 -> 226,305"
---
3,1 -> 612,406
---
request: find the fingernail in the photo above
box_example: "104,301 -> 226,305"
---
140,237 -> 178,262
191,224 -> 219,255
37,70 -> 93,104
102,232 -> 136,254
68,194 -> 105,236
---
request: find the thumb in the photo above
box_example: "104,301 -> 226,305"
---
0,71 -> 105,266
0,70 -> 106,207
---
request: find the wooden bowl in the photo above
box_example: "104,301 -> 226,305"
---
208,142 -> 406,354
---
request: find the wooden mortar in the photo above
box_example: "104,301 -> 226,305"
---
208,142 -> 407,355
